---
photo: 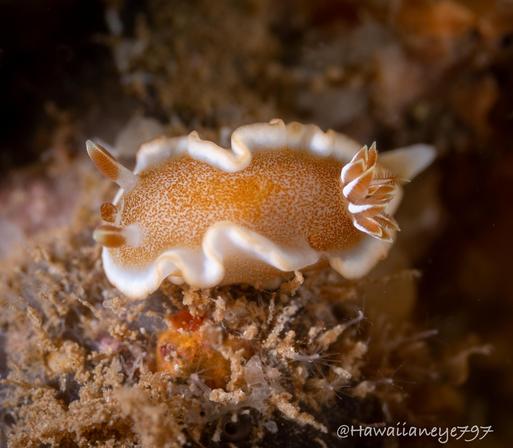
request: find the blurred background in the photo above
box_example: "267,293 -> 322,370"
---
1,0 -> 513,446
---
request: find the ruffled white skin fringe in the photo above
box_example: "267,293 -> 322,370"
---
103,119 -> 435,299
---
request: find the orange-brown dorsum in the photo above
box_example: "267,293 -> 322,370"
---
87,119 -> 435,299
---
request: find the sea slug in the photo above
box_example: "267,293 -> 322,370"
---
87,119 -> 434,298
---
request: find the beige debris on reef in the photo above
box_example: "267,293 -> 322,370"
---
0,200 -> 485,447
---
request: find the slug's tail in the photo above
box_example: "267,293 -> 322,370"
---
341,143 -> 400,243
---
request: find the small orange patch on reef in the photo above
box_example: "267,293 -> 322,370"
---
156,310 -> 235,388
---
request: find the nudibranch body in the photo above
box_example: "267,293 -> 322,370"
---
87,120 -> 434,299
